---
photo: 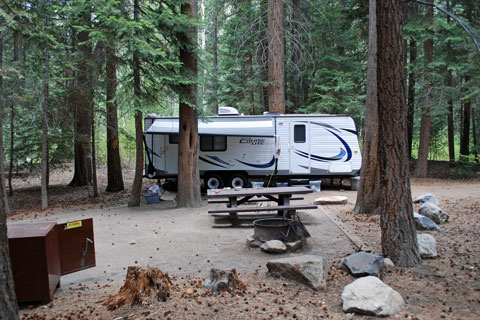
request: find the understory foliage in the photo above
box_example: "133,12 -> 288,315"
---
0,0 -> 479,168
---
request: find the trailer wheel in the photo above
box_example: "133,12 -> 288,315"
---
205,174 -> 224,190
230,173 -> 248,188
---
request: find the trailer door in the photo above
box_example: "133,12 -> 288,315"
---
290,121 -> 310,174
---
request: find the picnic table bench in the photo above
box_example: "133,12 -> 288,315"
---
207,186 -> 317,226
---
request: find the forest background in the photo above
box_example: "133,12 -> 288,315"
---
1,0 -> 479,196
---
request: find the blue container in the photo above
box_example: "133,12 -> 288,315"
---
276,182 -> 289,187
145,193 -> 160,204
251,181 -> 264,189
309,180 -> 321,192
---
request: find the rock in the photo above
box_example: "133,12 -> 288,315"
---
417,233 -> 438,258
261,240 -> 287,253
314,196 -> 348,205
246,234 -> 263,248
341,276 -> 404,316
413,193 -> 440,206
266,255 -> 329,290
418,202 -> 449,224
383,258 -> 395,268
342,252 -> 384,277
285,239 -> 306,251
413,212 -> 441,231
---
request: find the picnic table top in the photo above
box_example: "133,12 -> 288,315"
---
206,186 -> 313,198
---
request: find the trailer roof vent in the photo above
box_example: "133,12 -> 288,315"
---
218,107 -> 239,116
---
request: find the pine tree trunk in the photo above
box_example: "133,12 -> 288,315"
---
212,2 -> 218,115
105,44 -> 124,192
446,0 -> 455,164
472,108 -> 478,163
460,76 -> 470,157
290,0 -> 301,112
9,30 -> 23,197
354,0 -> 380,215
407,39 -> 416,157
69,12 -> 93,187
8,103 -> 14,196
177,0 -> 201,208
267,0 -> 285,114
377,0 -> 421,267
0,26 -> 19,320
91,116 -> 98,197
415,0 -> 434,178
41,38 -> 50,210
128,0 -> 143,207
0,25 -> 10,215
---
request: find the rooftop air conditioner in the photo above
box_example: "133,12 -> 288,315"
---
218,107 -> 239,116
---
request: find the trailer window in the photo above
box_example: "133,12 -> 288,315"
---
169,134 -> 179,144
201,135 -> 227,151
294,125 -> 306,143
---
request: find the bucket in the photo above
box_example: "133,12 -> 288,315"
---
351,176 -> 360,191
309,180 -> 321,192
251,181 -> 264,189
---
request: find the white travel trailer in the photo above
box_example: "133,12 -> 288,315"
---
144,111 -> 362,189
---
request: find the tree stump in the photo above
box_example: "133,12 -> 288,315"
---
203,268 -> 247,293
103,266 -> 172,310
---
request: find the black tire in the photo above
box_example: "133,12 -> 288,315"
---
205,174 -> 224,189
229,173 -> 248,188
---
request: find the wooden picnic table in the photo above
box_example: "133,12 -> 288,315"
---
207,186 -> 317,226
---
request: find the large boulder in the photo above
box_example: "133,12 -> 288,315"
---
341,276 -> 404,316
413,193 -> 440,206
261,240 -> 287,253
267,255 -> 329,290
418,202 -> 449,224
413,212 -> 441,231
342,252 -> 384,277
417,233 -> 438,258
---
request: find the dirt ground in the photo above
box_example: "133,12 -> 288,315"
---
6,164 -> 480,319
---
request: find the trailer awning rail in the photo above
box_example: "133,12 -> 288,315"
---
146,118 -> 275,137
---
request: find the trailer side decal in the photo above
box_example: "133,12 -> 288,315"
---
199,156 -> 228,168
146,147 -> 162,158
341,128 -> 358,135
207,155 -> 230,166
294,149 -> 346,162
326,129 -> 352,161
235,156 -> 275,168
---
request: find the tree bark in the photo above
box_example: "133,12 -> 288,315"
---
354,0 -> 380,215
128,0 -> 144,207
0,25 -> 19,320
211,1 -> 218,115
105,44 -> 124,192
177,0 -> 202,208
267,0 -> 285,114
377,0 -> 421,267
446,0 -> 455,164
41,33 -> 50,210
8,99 -> 14,196
407,39 -> 416,158
91,115 -> 98,197
415,0 -> 434,177
460,76 -> 470,157
69,12 -> 93,187
473,107 -> 478,163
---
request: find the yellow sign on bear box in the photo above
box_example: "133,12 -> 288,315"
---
65,221 -> 82,230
